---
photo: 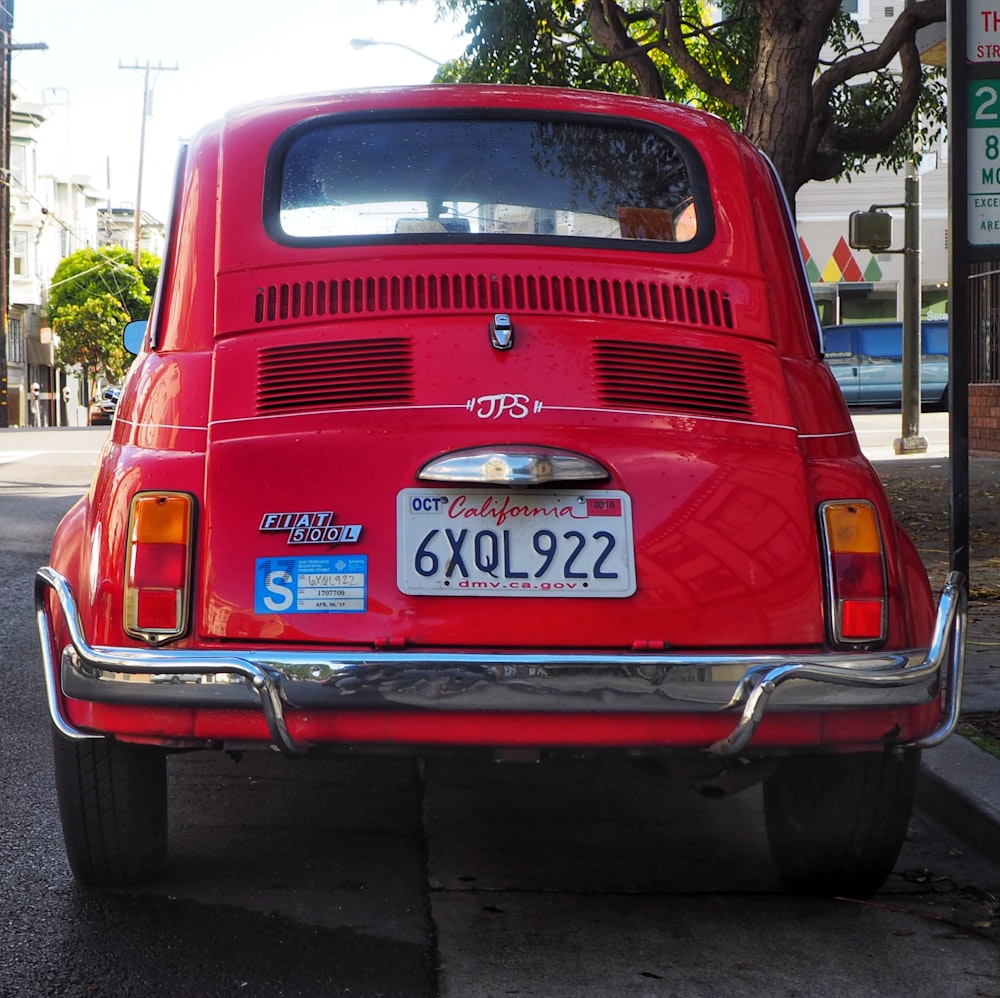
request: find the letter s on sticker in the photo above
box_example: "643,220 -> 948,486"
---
263,570 -> 294,611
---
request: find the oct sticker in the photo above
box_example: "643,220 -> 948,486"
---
254,555 -> 367,613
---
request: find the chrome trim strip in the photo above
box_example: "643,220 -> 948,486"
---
914,574 -> 968,749
35,567 -> 966,758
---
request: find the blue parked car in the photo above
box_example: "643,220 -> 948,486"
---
822,320 -> 949,409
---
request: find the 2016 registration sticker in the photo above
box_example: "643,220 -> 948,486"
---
397,489 -> 636,597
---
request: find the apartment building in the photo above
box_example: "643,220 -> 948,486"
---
6,83 -> 163,427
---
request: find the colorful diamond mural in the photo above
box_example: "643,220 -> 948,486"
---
799,235 -> 883,283
800,237 -> 822,282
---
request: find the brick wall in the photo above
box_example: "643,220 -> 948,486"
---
970,384 -> 1000,454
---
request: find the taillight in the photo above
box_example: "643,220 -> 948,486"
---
124,492 -> 193,644
820,500 -> 887,646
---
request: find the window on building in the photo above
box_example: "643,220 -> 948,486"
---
7,315 -> 23,363
9,143 -> 26,189
830,284 -> 898,323
11,230 -> 28,277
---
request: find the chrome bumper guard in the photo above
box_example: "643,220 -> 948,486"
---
36,567 -> 967,757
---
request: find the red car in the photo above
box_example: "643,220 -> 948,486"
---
36,85 -> 966,896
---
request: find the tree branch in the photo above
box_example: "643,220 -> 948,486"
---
812,0 -> 943,109
585,0 -> 665,98
584,1 -> 745,108
654,0 -> 745,109
830,37 -> 924,155
803,0 -> 941,176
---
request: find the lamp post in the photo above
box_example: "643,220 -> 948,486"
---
349,38 -> 443,66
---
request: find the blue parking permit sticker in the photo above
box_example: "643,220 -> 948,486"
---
254,555 -> 367,614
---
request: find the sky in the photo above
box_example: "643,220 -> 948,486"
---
11,0 -> 469,220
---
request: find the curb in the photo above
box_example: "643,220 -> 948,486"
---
918,734 -> 1000,867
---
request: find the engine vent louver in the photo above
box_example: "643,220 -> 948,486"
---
257,337 -> 413,415
254,272 -> 735,330
594,340 -> 752,419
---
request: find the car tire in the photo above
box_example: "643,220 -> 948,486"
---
52,730 -> 168,887
762,747 -> 919,898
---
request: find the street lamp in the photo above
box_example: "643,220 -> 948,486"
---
349,37 -> 443,66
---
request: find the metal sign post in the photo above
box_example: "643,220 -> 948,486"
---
948,0 -> 1000,582
848,175 -> 926,455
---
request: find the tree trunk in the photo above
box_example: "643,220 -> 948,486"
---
741,0 -> 842,204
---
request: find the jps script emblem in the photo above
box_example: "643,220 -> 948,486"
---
466,393 -> 544,419
259,510 -> 362,546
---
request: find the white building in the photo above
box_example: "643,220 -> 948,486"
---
97,206 -> 167,260
7,82 -> 163,426
8,93 -> 100,425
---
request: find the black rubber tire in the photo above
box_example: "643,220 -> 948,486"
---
763,747 -> 919,898
52,730 -> 168,887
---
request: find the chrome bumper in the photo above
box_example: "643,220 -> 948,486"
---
36,567 -> 967,757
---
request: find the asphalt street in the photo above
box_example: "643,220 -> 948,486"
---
2,422 -> 999,998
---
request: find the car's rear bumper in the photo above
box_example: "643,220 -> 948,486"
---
36,567 -> 967,757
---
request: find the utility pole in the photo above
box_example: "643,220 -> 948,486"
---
0,1 -> 13,428
848,173 -> 928,455
895,166 -> 926,454
118,60 -> 177,268
0,1 -> 47,428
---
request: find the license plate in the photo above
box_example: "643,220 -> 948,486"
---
397,489 -> 636,597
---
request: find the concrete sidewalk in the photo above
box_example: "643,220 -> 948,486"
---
852,409 -> 950,462
920,737 -> 1000,867
852,410 -> 1000,868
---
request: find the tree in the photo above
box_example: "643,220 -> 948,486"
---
48,246 -> 159,387
433,0 -> 946,203
52,295 -> 133,386
48,246 -> 156,322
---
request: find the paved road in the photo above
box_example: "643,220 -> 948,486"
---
2,426 -> 998,998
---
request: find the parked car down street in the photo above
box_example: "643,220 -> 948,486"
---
823,319 -> 949,410
87,385 -> 121,426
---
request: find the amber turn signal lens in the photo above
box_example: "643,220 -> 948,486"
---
821,501 -> 887,645
124,493 -> 193,642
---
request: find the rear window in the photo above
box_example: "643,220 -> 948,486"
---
822,328 -> 854,358
922,323 -> 949,357
270,114 -> 708,247
856,325 -> 903,361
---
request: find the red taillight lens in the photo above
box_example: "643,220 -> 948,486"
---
124,493 -> 193,642
821,500 -> 887,645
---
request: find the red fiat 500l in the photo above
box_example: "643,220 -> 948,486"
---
37,86 -> 966,896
